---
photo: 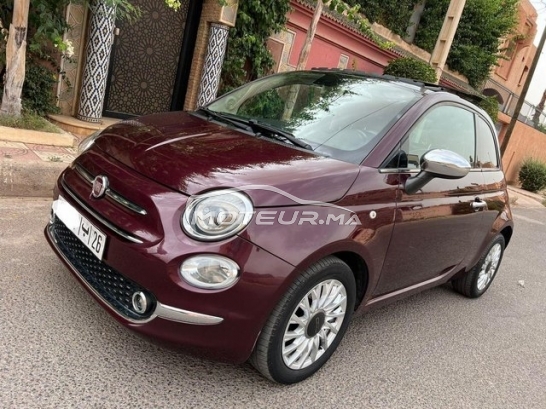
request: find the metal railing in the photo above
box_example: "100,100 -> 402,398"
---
482,78 -> 546,127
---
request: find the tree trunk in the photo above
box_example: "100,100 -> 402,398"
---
296,0 -> 324,70
0,0 -> 31,117
405,1 -> 426,44
282,0 -> 324,121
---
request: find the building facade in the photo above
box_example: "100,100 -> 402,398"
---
268,1 -> 399,74
269,1 -> 473,91
55,0 -> 239,128
482,0 -> 538,118
55,0 -> 539,135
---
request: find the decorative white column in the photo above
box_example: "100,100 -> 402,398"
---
197,23 -> 230,107
77,1 -> 116,123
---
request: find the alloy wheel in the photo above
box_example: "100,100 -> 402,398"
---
282,279 -> 347,370
476,243 -> 502,291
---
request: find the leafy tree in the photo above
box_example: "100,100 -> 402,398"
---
220,0 -> 292,93
478,95 -> 499,122
519,158 -> 546,192
413,0 -> 518,87
343,0 -> 518,88
1,0 -> 31,116
345,0 -> 417,37
536,123 -> 546,135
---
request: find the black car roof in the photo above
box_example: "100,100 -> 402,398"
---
310,67 -> 484,107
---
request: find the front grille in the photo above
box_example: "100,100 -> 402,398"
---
74,165 -> 148,216
50,217 -> 155,320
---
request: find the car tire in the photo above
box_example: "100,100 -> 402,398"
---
250,256 -> 356,384
452,234 -> 505,298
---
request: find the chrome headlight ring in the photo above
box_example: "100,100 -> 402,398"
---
182,190 -> 254,241
180,255 -> 240,290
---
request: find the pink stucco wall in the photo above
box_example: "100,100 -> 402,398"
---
279,2 -> 399,73
500,116 -> 546,184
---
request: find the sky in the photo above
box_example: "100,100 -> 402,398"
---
525,0 -> 546,105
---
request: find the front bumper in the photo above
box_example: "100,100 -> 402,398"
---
45,160 -> 298,363
47,218 -> 223,326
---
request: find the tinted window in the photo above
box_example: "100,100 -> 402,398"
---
475,116 -> 499,169
208,72 -> 421,163
400,105 -> 476,169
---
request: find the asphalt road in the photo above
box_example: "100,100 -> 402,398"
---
1,198 -> 545,408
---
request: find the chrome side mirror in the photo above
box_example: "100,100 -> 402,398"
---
405,149 -> 471,195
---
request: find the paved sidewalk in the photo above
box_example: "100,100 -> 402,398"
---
507,185 -> 545,209
0,140 -> 77,163
0,139 -> 77,198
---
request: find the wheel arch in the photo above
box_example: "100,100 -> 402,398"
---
290,239 -> 375,311
332,251 -> 369,309
500,225 -> 513,247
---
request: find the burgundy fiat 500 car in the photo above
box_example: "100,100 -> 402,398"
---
46,70 -> 513,384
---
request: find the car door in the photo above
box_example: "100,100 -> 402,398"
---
473,114 -> 509,250
373,103 -> 486,296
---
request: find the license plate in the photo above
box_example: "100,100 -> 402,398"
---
52,195 -> 107,260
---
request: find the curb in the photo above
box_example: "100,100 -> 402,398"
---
507,186 -> 544,203
507,187 -> 545,208
0,159 -> 65,198
0,125 -> 74,147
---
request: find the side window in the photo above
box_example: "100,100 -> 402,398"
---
475,117 -> 499,169
400,105 -> 476,169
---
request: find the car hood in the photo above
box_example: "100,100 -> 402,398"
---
93,112 -> 360,207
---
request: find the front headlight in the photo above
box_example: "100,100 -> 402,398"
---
180,255 -> 240,289
78,130 -> 102,155
182,190 -> 253,241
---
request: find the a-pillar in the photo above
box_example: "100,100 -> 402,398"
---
77,1 -> 116,123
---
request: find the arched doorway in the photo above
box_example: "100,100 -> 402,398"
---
482,88 -> 504,105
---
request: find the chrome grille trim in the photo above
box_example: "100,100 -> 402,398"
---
61,176 -> 144,244
75,164 -> 148,216
47,221 -> 224,326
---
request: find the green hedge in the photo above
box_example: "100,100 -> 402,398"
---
22,64 -> 59,116
519,158 -> 546,192
478,96 -> 499,123
383,57 -> 437,83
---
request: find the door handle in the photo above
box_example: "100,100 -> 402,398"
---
471,200 -> 488,210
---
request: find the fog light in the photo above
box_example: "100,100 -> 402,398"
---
180,255 -> 240,290
132,291 -> 150,314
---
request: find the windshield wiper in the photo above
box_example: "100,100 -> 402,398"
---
247,119 -> 312,150
198,109 -> 311,150
196,108 -> 253,133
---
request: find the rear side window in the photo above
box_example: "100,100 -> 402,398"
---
475,117 -> 499,169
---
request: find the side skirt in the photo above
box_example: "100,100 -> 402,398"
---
358,266 -> 463,313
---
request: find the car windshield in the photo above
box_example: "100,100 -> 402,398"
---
207,71 -> 422,163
